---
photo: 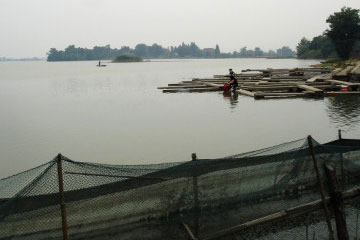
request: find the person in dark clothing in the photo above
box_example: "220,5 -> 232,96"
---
228,68 -> 238,90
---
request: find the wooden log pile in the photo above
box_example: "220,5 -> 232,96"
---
158,67 -> 360,99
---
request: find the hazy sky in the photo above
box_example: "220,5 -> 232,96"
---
1,0 -> 360,58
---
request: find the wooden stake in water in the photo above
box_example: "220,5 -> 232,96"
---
338,129 -> 342,139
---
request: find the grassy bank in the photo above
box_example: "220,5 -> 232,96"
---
311,58 -> 359,68
112,55 -> 143,63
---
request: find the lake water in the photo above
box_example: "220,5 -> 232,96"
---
1,58 -> 360,178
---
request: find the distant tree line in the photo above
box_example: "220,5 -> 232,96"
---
297,7 -> 360,60
234,46 -> 296,58
47,43 -> 296,61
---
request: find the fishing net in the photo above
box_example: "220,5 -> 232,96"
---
1,136 -> 360,240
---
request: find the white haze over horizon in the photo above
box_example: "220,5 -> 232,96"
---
1,0 -> 360,58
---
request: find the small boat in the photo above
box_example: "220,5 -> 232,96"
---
96,61 -> 107,67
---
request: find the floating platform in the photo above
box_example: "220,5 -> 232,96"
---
158,66 -> 360,99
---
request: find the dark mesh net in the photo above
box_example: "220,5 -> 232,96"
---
1,136 -> 360,239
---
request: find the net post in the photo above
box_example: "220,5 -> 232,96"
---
191,153 -> 199,237
307,135 -> 334,240
340,151 -> 345,187
323,162 -> 349,240
356,211 -> 359,240
56,153 -> 68,240
338,129 -> 346,186
305,215 -> 309,240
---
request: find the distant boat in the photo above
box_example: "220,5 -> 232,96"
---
97,61 -> 107,67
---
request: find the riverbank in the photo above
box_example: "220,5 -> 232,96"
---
313,59 -> 360,81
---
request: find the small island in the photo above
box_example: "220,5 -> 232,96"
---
113,55 -> 143,63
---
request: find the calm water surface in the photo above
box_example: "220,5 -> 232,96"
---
1,58 -> 360,177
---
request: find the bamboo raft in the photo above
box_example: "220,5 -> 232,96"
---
158,67 -> 360,99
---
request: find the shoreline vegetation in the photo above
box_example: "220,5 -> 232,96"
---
298,7 -> 360,60
46,43 -> 296,62
312,58 -> 360,69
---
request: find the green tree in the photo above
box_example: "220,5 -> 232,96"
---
148,44 -> 164,58
325,7 -> 360,59
296,38 -> 311,58
47,48 -> 60,61
254,47 -> 263,56
119,46 -> 131,55
239,47 -> 247,57
311,35 -> 336,58
267,50 -> 276,56
134,44 -> 148,57
276,46 -> 295,57
215,44 -> 220,55
189,42 -> 200,57
296,35 -> 337,59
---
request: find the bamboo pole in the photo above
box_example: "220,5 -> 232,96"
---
200,185 -> 360,240
307,136 -> 334,240
182,223 -> 198,240
158,85 -> 209,89
64,171 -> 169,180
306,215 -> 309,240
162,87 -> 219,93
324,162 -> 349,240
356,211 -> 359,240
56,153 -> 68,240
337,129 -> 346,186
237,89 -> 254,97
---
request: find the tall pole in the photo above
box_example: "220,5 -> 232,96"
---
191,153 -> 199,238
307,136 -> 334,240
56,153 -> 68,240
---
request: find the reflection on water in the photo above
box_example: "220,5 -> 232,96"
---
2,59 -> 360,178
51,77 -> 114,96
222,91 -> 239,108
326,96 -> 360,130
